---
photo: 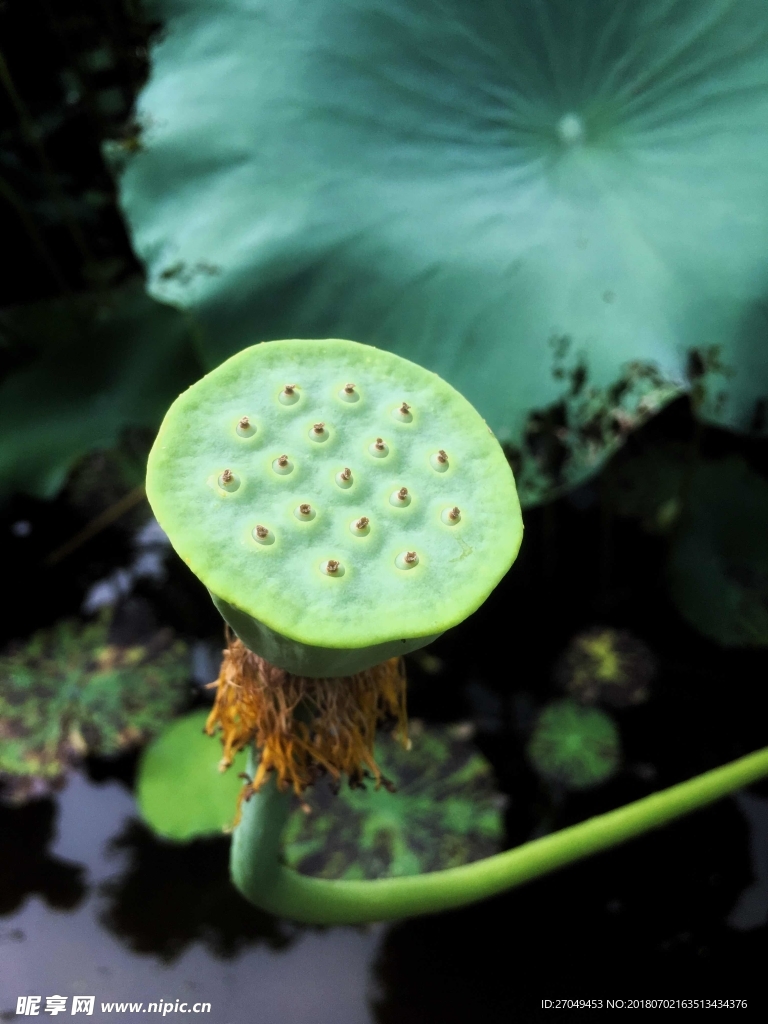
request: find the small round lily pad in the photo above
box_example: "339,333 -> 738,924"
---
527,699 -> 621,790
555,628 -> 655,707
137,710 -> 246,841
147,338 -> 522,675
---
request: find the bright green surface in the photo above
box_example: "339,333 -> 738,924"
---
527,699 -> 621,790
147,339 -> 522,654
121,0 -> 768,504
232,745 -> 768,923
0,613 -> 189,804
137,710 -> 246,841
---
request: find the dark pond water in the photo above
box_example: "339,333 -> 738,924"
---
2,405 -> 768,1022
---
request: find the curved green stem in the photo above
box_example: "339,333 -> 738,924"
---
231,745 -> 768,925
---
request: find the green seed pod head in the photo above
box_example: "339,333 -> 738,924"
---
147,339 -> 523,676
527,699 -> 620,791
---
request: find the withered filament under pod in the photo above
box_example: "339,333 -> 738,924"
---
206,634 -> 407,800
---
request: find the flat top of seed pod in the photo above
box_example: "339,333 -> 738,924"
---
147,338 -> 522,649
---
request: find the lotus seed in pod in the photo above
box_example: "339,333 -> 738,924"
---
146,338 -> 523,676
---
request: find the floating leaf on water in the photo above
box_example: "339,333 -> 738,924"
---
527,699 -> 621,790
0,612 -> 190,803
555,628 -> 655,708
136,710 -> 246,842
282,722 -> 505,880
137,715 -> 505,877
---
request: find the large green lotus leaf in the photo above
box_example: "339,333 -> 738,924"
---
0,612 -> 190,804
0,279 -> 202,500
118,0 -> 768,503
668,457 -> 768,647
282,723 -> 504,880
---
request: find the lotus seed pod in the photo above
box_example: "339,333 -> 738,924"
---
147,338 -> 523,677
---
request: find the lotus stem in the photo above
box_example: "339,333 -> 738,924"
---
231,745 -> 768,925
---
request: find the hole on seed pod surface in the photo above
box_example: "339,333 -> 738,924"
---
236,416 -> 256,437
279,384 -> 300,406
336,467 -> 353,488
252,524 -> 275,545
430,450 -> 449,472
369,438 -> 389,458
392,401 -> 413,423
321,558 -> 345,577
389,487 -> 411,507
441,506 -> 461,525
309,422 -> 329,442
395,550 -> 419,570
294,503 -> 316,521
338,383 -> 359,403
272,455 -> 294,475
350,516 -> 370,536
218,469 -> 240,492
